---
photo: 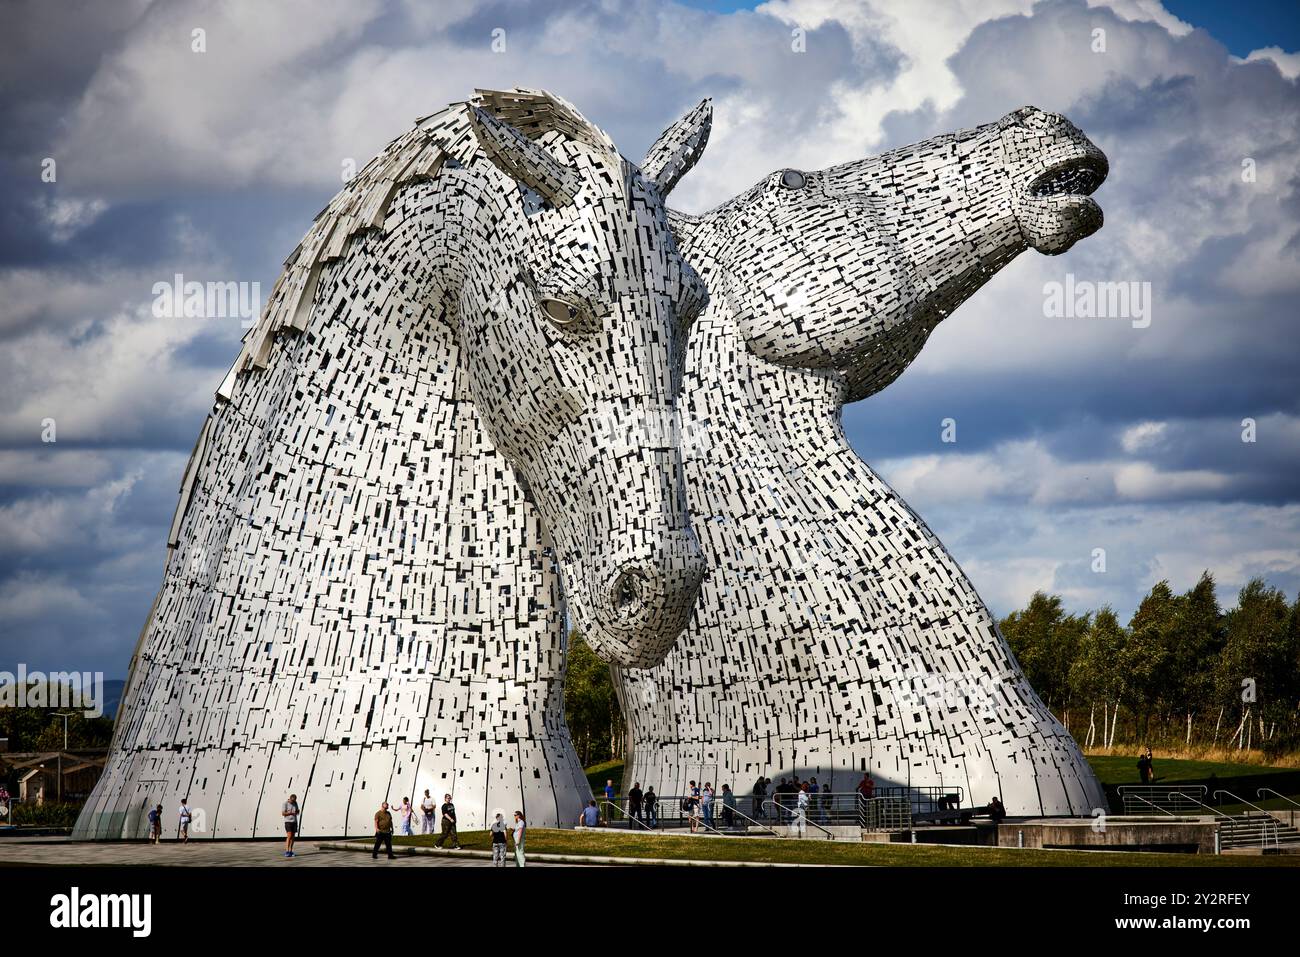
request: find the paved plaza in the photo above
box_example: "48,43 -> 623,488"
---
0,836 -> 562,867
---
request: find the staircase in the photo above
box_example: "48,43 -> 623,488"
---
1219,812 -> 1300,851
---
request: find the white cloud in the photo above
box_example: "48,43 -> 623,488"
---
1241,46 -> 1300,80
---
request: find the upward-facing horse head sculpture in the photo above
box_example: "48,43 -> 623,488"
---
618,105 -> 1111,817
710,105 -> 1108,398
76,89 -> 712,839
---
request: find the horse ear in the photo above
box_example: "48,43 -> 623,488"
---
640,98 -> 712,197
466,105 -> 582,208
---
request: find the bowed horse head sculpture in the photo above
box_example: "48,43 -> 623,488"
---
703,105 -> 1108,400
78,89 -> 713,840
445,92 -> 711,667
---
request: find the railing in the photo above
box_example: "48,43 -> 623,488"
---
860,795 -> 912,831
762,799 -> 834,840
1214,790 -> 1282,851
596,796 -> 727,833
1117,785 -> 1207,814
593,788 -> 974,835
1256,788 -> 1300,831
598,800 -> 653,831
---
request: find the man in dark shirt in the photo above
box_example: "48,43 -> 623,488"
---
372,801 -> 396,859
435,793 -> 461,849
627,782 -> 644,826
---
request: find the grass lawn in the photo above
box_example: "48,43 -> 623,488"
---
1087,754 -> 1298,787
392,827 -> 1298,867
584,760 -> 624,796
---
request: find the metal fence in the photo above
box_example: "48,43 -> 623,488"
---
594,790 -> 941,832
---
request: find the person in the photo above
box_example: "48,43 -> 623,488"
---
988,796 -> 1006,824
373,801 -> 396,859
1137,750 -> 1151,784
721,784 -> 737,828
1146,746 -> 1156,783
701,782 -> 714,828
435,793 -> 461,848
857,772 -> 875,801
774,777 -> 789,815
628,781 -> 644,826
793,784 -> 809,838
687,781 -> 701,833
578,800 -> 601,827
808,777 -> 821,822
604,778 -> 616,805
644,786 -> 658,828
147,803 -> 162,845
397,797 -> 416,836
512,810 -> 527,867
490,812 -> 510,867
178,798 -> 193,843
752,776 -> 767,820
821,778 -> 834,821
420,789 -> 436,834
282,793 -> 300,857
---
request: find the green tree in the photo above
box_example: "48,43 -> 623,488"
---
1215,579 -> 1294,749
1000,592 -> 1088,713
1167,572 -> 1224,745
563,632 -> 623,767
1123,580 -> 1179,741
1069,606 -> 1128,748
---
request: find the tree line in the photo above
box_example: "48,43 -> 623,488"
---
1000,574 -> 1300,754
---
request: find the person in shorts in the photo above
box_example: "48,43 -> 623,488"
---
282,793 -> 300,857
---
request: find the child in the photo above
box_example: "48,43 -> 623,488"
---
490,812 -> 509,867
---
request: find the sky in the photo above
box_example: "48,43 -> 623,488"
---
0,0 -> 1297,678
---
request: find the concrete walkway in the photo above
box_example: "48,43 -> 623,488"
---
0,837 -> 560,867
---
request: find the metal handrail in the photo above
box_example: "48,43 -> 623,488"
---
598,800 -> 653,831
721,801 -> 778,835
1256,788 -> 1300,809
1164,792 -> 1234,820
1212,789 -> 1282,850
1213,789 -> 1275,818
763,799 -> 834,840
1121,792 -> 1177,817
1256,788 -> 1299,830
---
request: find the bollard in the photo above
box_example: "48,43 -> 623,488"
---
1017,829 -> 1024,848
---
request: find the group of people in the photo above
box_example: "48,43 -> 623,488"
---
137,790 -> 526,866
371,794 -> 525,867
145,798 -> 195,846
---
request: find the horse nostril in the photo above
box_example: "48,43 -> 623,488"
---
611,568 -> 647,620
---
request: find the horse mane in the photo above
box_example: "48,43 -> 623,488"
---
216,88 -> 615,400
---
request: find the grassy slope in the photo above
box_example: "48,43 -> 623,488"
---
393,828 -> 1298,867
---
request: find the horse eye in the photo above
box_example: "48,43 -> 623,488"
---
780,169 -> 806,190
540,297 -> 580,327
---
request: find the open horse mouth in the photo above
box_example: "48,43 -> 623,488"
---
1018,147 -> 1109,255
1028,153 -> 1108,199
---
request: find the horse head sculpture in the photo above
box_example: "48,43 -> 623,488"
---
618,105 -> 1111,817
78,89 -> 713,839
707,105 -> 1107,397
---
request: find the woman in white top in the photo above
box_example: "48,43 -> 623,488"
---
512,811 -> 527,868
